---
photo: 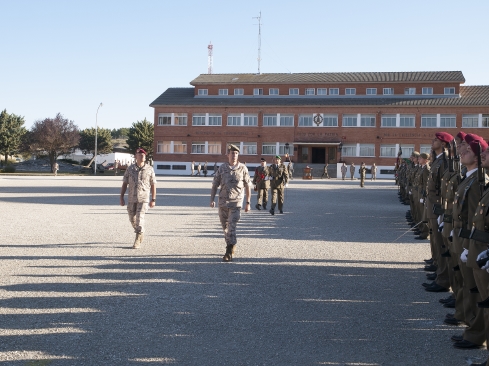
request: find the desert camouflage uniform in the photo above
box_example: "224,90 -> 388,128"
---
211,162 -> 251,246
123,163 -> 156,233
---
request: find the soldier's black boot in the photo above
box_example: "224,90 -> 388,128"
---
255,204 -> 261,210
263,203 -> 267,210
269,208 -> 275,215
223,245 -> 235,262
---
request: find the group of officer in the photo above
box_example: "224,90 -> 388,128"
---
252,155 -> 290,215
397,131 -> 489,365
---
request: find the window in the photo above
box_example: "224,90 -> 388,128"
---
208,141 -> 221,154
421,114 -> 436,127
253,88 -> 263,95
366,88 -> 377,95
317,88 -> 327,95
218,89 -> 228,95
345,88 -> 356,95
192,114 -> 206,126
280,115 -> 294,126
380,145 -> 396,157
242,142 -> 257,155
404,88 -> 416,95
198,89 -> 208,95
234,88 -> 244,95
422,87 -> 433,95
191,142 -> 205,154
208,115 -> 222,126
341,144 -> 356,157
158,114 -> 171,126
173,141 -> 187,154
227,114 -> 241,126
360,115 -> 375,127
299,115 -> 313,126
440,114 -> 456,128
383,88 -> 394,95
269,88 -> 279,95
359,144 -> 375,157
462,114 -> 478,128
381,115 -> 396,127
279,143 -> 293,155
420,144 -> 431,155
399,115 -> 415,127
342,114 -> 357,127
400,145 -> 414,159
289,88 -> 299,95
243,114 -> 258,126
262,143 -> 276,155
174,113 -> 187,126
323,115 -> 338,127
305,88 -> 315,95
483,114 -> 489,128
444,87 -> 456,95
157,141 -> 171,153
329,88 -> 339,95
263,114 -> 277,126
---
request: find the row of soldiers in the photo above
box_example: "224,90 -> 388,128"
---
397,131 -> 489,365
252,156 -> 290,215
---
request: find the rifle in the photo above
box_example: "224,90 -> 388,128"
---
452,140 -> 462,182
477,141 -> 485,198
448,141 -> 454,173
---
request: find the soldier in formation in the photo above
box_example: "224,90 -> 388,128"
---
399,132 -> 489,364
371,162 -> 377,181
268,155 -> 289,215
350,162 -> 355,180
210,144 -> 251,262
359,162 -> 366,187
253,157 -> 270,210
341,163 -> 347,180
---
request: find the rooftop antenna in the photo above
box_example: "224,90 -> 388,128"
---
207,42 -> 213,74
252,11 -> 262,74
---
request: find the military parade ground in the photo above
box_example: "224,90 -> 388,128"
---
0,176 -> 484,365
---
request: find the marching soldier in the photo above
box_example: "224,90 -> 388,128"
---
210,144 -> 251,262
350,162 -> 356,180
415,153 -> 430,240
359,162 -> 367,187
371,162 -> 377,181
268,155 -> 288,215
341,162 -> 347,180
253,157 -> 270,210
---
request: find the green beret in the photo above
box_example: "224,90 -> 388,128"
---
275,155 -> 281,160
419,152 -> 430,159
228,144 -> 240,153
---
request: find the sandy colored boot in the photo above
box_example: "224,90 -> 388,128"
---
133,233 -> 143,249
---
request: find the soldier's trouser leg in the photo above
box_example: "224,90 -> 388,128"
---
277,187 -> 284,211
257,188 -> 264,205
360,178 -> 364,187
342,173 -> 346,180
430,219 -> 449,288
127,202 -> 148,233
218,206 -> 241,246
350,173 -> 354,180
459,258 -> 483,343
271,187 -> 278,209
472,268 -> 489,347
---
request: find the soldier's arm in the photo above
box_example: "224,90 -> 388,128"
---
120,182 -> 128,206
210,169 -> 221,207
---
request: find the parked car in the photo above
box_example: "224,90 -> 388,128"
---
105,163 -> 114,170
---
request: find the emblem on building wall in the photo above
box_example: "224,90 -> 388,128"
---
313,113 -> 323,126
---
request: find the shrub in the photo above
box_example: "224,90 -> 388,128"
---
59,158 -> 79,165
2,165 -> 16,173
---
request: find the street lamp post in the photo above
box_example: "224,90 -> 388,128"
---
94,103 -> 103,175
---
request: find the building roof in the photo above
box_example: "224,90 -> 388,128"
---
150,86 -> 489,108
190,71 -> 465,85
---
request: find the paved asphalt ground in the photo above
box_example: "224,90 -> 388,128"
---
0,175 -> 487,365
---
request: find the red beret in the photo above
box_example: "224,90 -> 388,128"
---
456,131 -> 467,141
464,133 -> 483,145
136,148 -> 147,155
469,139 -> 489,156
435,132 -> 454,144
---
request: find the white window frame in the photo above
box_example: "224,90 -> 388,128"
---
345,88 -> 356,95
366,88 -> 377,95
263,114 -> 277,126
421,114 -> 437,128
242,142 -> 257,155
262,143 -> 276,155
198,89 -> 208,95
483,114 -> 489,128
383,88 -> 394,95
359,144 -> 375,157
400,145 -> 415,159
269,88 -> 279,95
298,114 -> 313,126
360,115 -> 375,127
218,89 -> 228,95
234,88 -> 244,95
279,114 -> 294,127
174,113 -> 187,126
380,144 -> 397,157
404,88 -> 416,95
341,144 -> 356,157
317,88 -> 327,95
192,113 -> 206,126
158,113 -> 172,126
342,114 -> 357,127
323,115 -> 338,127
422,87 -> 433,95
399,114 -> 415,128
305,88 -> 315,95
440,114 -> 456,128
207,141 -> 221,154
157,141 -> 171,153
243,114 -> 258,126
279,143 -> 293,156
289,88 -> 299,95
420,144 -> 432,155
329,88 -> 339,95
191,142 -> 206,154
381,115 -> 396,127
208,114 -> 222,126
444,87 -> 456,95
253,88 -> 263,95
227,114 -> 241,126
462,114 -> 478,128
173,141 -> 187,154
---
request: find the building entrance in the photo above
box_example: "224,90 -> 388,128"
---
311,147 -> 326,164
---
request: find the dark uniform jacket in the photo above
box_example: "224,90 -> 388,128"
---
426,153 -> 448,219
253,166 -> 270,189
268,163 -> 288,188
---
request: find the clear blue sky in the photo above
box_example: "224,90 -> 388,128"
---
1,0 -> 488,131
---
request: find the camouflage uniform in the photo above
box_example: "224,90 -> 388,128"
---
211,162 -> 251,247
359,165 -> 366,187
253,165 -> 270,209
123,163 -> 157,234
269,162 -> 289,213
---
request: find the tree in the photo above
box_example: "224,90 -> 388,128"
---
126,118 -> 154,162
28,113 -> 80,172
0,109 -> 27,165
111,127 -> 129,139
79,127 -> 113,156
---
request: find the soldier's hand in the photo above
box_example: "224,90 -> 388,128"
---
210,201 -> 215,208
149,201 -> 155,208
120,197 -> 125,206
244,203 -> 250,212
